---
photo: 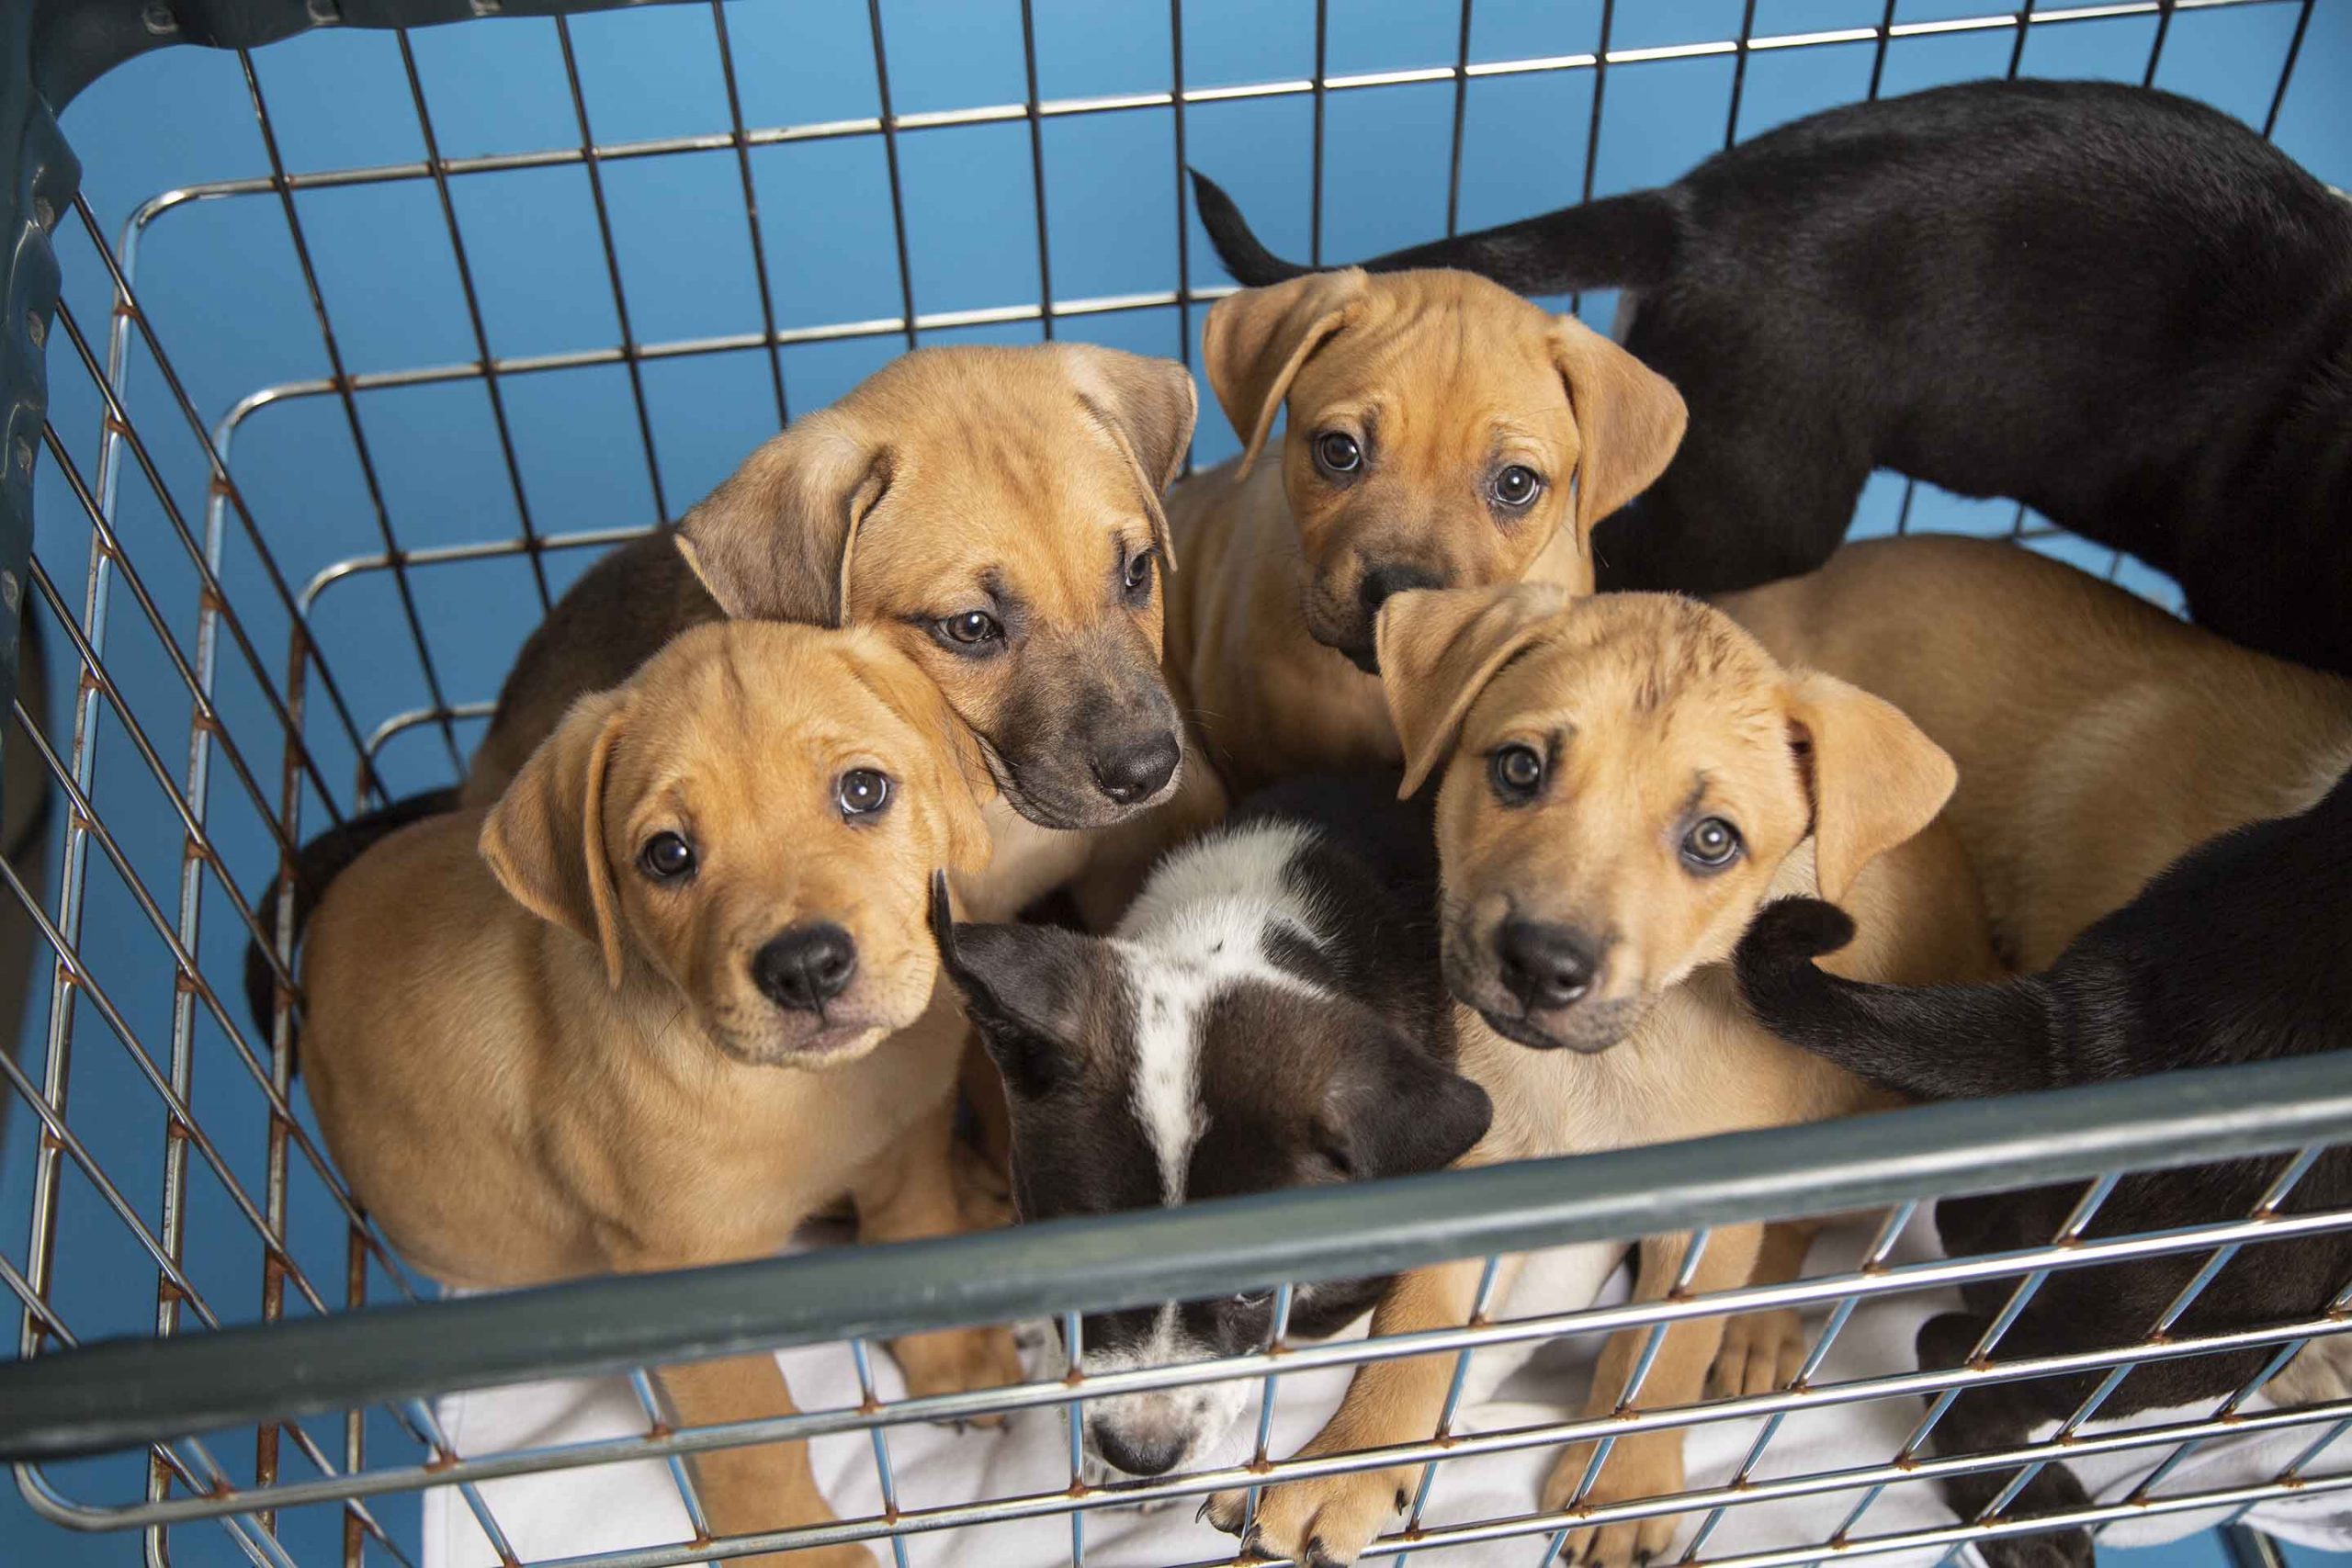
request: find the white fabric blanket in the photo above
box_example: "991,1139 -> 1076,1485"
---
424,1221 -> 2352,1566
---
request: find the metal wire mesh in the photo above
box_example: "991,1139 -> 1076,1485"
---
3,2 -> 2346,1564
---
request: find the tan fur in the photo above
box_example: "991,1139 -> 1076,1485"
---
1720,535 -> 2352,970
1165,268 -> 1688,795
302,623 -> 1020,1567
1210,589 -> 1999,1567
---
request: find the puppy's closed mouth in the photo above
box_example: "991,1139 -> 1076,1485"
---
1476,1005 -> 1582,1052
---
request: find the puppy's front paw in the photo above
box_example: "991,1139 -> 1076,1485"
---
889,1323 -> 1023,1425
1202,1465 -> 1413,1566
1710,1307 -> 1806,1398
1544,1431 -> 1685,1567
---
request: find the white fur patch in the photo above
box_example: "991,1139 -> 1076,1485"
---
1112,822 -> 1332,1205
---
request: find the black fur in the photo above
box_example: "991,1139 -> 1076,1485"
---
936,772 -> 1488,1475
241,788 -> 460,1053
1193,79 -> 2352,675
1734,773 -> 2352,1566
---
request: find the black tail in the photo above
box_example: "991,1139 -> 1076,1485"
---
1733,898 -> 2058,1103
1190,168 -> 1682,294
243,787 -> 461,1054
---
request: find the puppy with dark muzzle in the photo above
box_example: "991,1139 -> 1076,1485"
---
1157,241 -> 1688,796
932,771 -> 1491,1482
298,621 -> 1020,1567
1208,584 -> 1998,1568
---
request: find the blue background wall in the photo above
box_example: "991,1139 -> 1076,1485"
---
6,0 -> 2351,1561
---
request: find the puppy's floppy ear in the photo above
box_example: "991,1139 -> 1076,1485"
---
931,874 -> 1094,1100
1202,267 -> 1369,477
1061,344 -> 1199,570
480,688 -> 630,988
1375,581 -> 1570,796
1314,1025 -> 1491,1179
1547,314 -> 1688,536
845,637 -> 995,877
1785,670 -> 1957,903
673,407 -> 893,627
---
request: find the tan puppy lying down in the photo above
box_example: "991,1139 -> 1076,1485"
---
1721,533 -> 2352,970
1166,266 -> 1689,793
300,623 -> 1015,1568
1204,585 -> 1998,1567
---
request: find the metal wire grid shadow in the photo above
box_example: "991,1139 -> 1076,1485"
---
0,0 -> 2346,1564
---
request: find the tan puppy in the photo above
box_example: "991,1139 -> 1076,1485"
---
1205,585 -> 1998,1567
1722,534 -> 2352,970
460,343 -> 1199,925
301,622 -> 1015,1568
1162,267 -> 1688,793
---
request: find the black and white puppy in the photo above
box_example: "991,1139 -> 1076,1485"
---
1731,772 -> 2352,1568
933,772 -> 1492,1480
1194,79 -> 2352,675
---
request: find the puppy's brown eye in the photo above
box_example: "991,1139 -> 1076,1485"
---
1490,743 -> 1544,802
1313,431 -> 1362,475
639,831 -> 695,881
837,769 -> 892,818
1492,465 -> 1543,508
937,610 -> 1001,647
1122,550 -> 1153,598
1682,817 -> 1742,871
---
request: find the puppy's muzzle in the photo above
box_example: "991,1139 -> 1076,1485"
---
1497,917 -> 1598,1011
1091,731 -> 1182,806
1330,561 -> 1446,672
752,922 -> 858,1013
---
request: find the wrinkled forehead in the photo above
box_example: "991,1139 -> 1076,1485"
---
608,650 -> 922,801
1464,617 -> 1792,773
1295,287 -> 1572,419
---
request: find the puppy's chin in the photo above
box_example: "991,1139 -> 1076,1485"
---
1473,1004 -> 1630,1055
713,1014 -> 897,1069
1300,596 -> 1380,675
987,750 -> 1182,831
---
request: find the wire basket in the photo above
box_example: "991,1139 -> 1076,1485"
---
2,2 -> 2349,1565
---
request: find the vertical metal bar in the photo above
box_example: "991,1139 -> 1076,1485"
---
234,51 -> 466,773
1169,0 -> 1193,385
1062,1310 -> 1086,1568
1568,0 -> 1615,317
2262,0 -> 2316,140
708,0 -> 792,429
851,1338 -> 912,1568
865,0 -> 922,351
551,18 -> 672,523
2141,0 -> 2177,86
1680,1201 -> 1919,1563
404,1397 -> 525,1562
1398,1254 -> 1506,1556
1723,0 -> 1759,147
628,1367 -> 715,1549
2005,0 -> 2035,78
1566,1229 -> 1713,1510
1018,0 -> 1058,341
1308,0 -> 1329,267
392,28 -> 554,610
1240,1281 -> 1298,1538
1443,0 -> 1475,237
1866,0 -> 1899,101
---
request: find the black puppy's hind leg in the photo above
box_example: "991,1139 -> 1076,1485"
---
1914,1311 -> 2095,1568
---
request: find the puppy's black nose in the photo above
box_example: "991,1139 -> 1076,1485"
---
1358,563 -> 1445,618
1497,919 -> 1599,1010
1091,1423 -> 1185,1478
1091,732 -> 1181,804
752,924 -> 858,1011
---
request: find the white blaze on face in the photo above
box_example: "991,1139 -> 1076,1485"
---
1074,821 -> 1335,1476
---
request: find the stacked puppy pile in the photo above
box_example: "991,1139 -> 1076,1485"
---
261,78 -> 2352,1568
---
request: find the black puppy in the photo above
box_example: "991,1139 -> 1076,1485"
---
1194,79 -> 2352,674
933,771 -> 1490,1481
1732,772 -> 2352,1567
